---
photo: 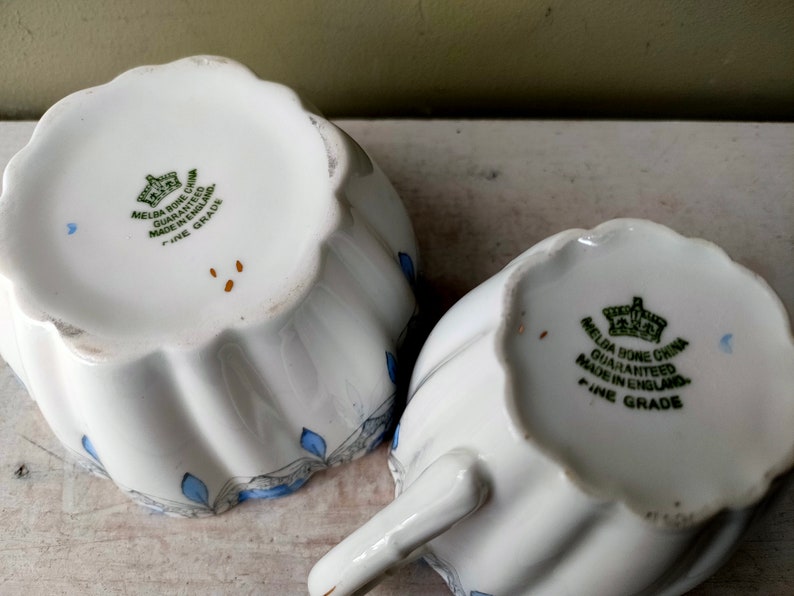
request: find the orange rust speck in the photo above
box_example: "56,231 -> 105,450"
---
224,280 -> 234,292
210,268 -> 217,277
518,324 -> 525,334
236,260 -> 243,272
540,331 -> 548,339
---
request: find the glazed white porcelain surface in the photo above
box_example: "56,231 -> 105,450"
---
0,56 -> 418,516
309,219 -> 794,596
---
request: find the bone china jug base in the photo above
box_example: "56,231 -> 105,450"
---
311,219 -> 794,596
504,220 -> 794,527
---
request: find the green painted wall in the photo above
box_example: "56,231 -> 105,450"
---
1,0 -> 792,119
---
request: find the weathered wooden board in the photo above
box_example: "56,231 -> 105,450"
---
1,120 -> 792,594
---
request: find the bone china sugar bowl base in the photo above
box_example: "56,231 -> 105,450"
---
0,56 -> 418,516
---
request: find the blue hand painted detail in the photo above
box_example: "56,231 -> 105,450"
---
238,477 -> 307,502
67,223 -> 78,235
719,333 -> 733,354
82,435 -> 101,463
368,431 -> 387,453
121,391 -> 397,516
398,252 -> 415,285
391,423 -> 400,450
386,351 -> 397,385
471,592 -> 494,596
301,427 -> 327,459
181,473 -> 210,506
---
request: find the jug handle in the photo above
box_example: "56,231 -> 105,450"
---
308,449 -> 488,596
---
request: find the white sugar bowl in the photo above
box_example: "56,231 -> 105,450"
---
309,219 -> 794,596
0,56 -> 418,516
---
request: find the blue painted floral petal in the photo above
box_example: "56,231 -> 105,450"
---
386,351 -> 397,385
81,435 -> 101,463
471,591 -> 494,596
181,473 -> 210,506
719,333 -> 733,354
398,252 -> 415,285
301,428 -> 327,459
367,431 -> 387,453
391,423 -> 400,450
238,478 -> 308,502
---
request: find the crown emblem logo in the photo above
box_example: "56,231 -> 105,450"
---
137,172 -> 181,208
602,297 -> 667,343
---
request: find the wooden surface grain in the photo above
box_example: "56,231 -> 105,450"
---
1,120 -> 792,594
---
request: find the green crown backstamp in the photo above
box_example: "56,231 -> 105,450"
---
137,172 -> 182,208
602,297 -> 667,343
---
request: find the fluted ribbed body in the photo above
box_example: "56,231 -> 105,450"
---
0,57 -> 418,516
